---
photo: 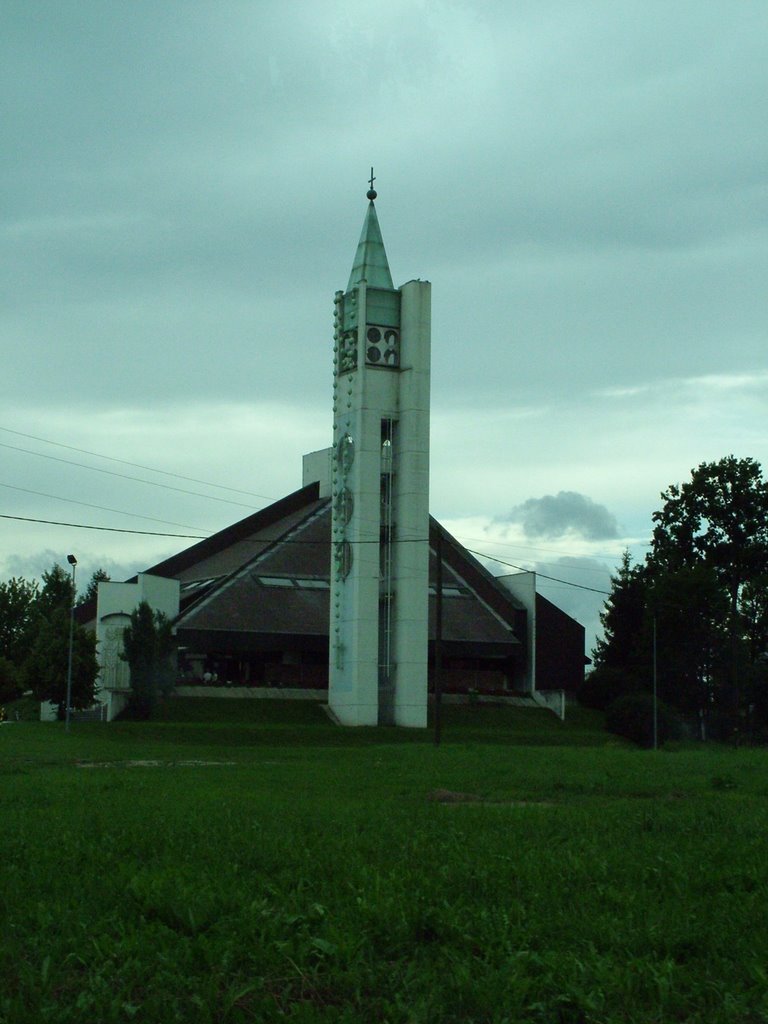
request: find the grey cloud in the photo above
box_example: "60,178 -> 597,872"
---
1,549 -> 148,595
2,549 -> 64,582
500,492 -> 620,541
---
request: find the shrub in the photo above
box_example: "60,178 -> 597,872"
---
605,691 -> 683,747
579,666 -> 640,711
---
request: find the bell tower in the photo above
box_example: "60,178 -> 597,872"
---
329,174 -> 431,726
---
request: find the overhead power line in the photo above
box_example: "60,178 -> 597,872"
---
0,514 -> 205,539
0,428 -> 639,571
3,507 -> 611,597
465,549 -> 611,596
0,482 -> 206,532
0,425 -> 276,501
455,531 -> 648,564
0,440 -> 263,510
450,526 -> 648,578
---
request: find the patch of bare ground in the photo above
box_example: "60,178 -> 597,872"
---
426,788 -> 552,807
76,760 -> 236,768
626,789 -> 688,800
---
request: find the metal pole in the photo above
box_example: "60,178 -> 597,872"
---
65,556 -> 77,732
652,612 -> 658,750
434,528 -> 443,746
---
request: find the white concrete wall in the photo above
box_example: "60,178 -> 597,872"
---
95,574 -> 180,720
302,448 -> 332,497
392,280 -> 431,727
135,574 -> 180,620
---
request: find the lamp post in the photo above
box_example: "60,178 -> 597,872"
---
65,554 -> 77,732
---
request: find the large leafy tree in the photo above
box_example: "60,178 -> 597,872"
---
23,608 -> 98,715
122,601 -> 176,719
36,564 -> 75,620
1,563 -> 103,715
591,457 -> 768,736
647,564 -> 729,716
649,455 -> 768,732
739,575 -> 768,729
0,656 -> 21,704
741,576 -> 768,666
651,455 -> 768,602
0,576 -> 39,665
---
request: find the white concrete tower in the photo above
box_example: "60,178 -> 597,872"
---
329,176 -> 431,727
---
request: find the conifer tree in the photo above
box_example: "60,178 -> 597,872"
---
121,601 -> 176,719
77,569 -> 111,607
592,551 -> 648,673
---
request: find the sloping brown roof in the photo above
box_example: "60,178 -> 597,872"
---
176,500 -> 332,637
79,478 -> 528,653
174,499 -> 523,651
147,482 -> 325,583
75,482 -> 324,625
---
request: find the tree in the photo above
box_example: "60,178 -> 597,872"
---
591,458 -> 768,737
23,608 -> 98,715
647,563 -> 729,718
739,576 -> 768,737
651,457 -> 768,592
77,569 -> 111,608
121,602 -> 177,719
0,656 -> 21,704
592,551 -> 648,674
583,553 -> 649,709
740,575 -> 768,666
650,456 -> 768,734
0,576 -> 39,665
21,562 -> 86,717
36,564 -> 75,619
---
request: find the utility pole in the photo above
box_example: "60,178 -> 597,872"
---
433,528 -> 443,746
65,554 -> 77,733
652,612 -> 658,750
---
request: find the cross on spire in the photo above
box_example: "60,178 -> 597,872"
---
367,167 -> 377,201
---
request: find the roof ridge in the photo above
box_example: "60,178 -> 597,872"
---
174,498 -> 331,625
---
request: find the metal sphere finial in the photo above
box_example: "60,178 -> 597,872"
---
367,166 -> 377,201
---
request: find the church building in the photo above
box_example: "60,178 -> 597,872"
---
81,181 -> 586,723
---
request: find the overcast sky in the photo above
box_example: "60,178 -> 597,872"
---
2,0 -> 766,654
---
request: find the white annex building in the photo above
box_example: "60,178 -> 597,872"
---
77,180 -> 587,724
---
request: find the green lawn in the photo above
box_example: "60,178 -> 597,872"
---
2,700 -> 768,1023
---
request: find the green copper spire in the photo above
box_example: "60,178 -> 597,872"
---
346,185 -> 394,292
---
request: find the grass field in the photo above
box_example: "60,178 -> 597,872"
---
2,699 -> 768,1023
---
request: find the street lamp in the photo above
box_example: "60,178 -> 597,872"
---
65,554 -> 77,732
